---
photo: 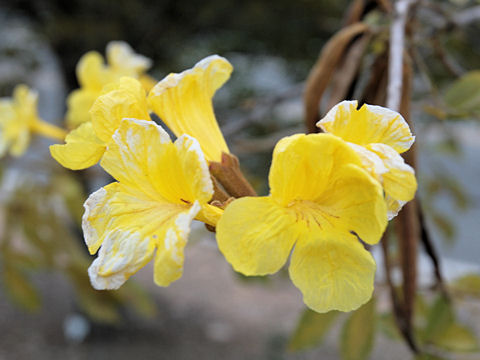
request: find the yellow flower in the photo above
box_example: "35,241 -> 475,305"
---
148,55 -> 232,162
83,118 -> 222,289
317,100 -> 417,219
66,41 -> 152,128
50,77 -> 149,170
0,84 -> 66,157
216,134 -> 387,313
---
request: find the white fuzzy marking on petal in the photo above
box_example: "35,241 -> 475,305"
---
316,100 -> 358,129
82,187 -> 107,251
369,143 -> 415,173
88,230 -> 151,290
348,142 -> 388,176
150,55 -> 231,96
175,134 -> 213,198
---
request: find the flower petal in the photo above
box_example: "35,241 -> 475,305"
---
65,89 -> 99,128
317,100 -> 414,153
50,122 -> 105,170
88,228 -> 155,290
101,118 -> 212,204
315,163 -> 387,245
367,143 -> 417,219
106,41 -> 152,76
269,133 -> 363,206
216,196 -> 298,276
76,51 -> 114,90
83,182 -> 201,289
154,201 -> 201,286
148,55 -> 232,162
289,234 -> 376,313
90,77 -> 150,143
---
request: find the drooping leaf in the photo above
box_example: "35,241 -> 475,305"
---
377,313 -> 401,340
340,297 -> 376,360
444,71 -> 480,116
431,323 -> 479,352
421,295 -> 454,343
430,211 -> 455,243
2,265 -> 41,312
450,273 -> 480,297
288,308 -> 340,351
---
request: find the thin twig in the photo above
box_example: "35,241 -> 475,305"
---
381,229 -> 420,353
417,200 -> 450,298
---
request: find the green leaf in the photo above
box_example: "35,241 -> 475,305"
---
288,308 -> 340,351
421,296 -> 454,343
377,313 -> 401,340
2,266 -> 41,312
340,298 -> 376,360
431,323 -> 479,352
430,212 -> 455,243
444,71 -> 480,116
450,273 -> 480,297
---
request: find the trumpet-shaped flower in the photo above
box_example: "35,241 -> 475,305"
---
66,41 -> 152,128
216,134 -> 387,313
148,55 -> 232,162
0,84 -> 66,157
317,100 -> 417,219
51,77 -> 149,169
83,118 -> 222,289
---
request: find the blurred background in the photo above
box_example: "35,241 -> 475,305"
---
0,0 -> 480,359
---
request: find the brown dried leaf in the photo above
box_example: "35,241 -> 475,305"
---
304,22 -> 369,133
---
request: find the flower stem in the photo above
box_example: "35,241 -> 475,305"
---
31,120 -> 67,141
209,152 -> 257,198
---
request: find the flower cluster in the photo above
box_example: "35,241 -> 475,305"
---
0,42 -> 417,313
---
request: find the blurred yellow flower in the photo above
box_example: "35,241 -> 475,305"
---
216,134 -> 387,313
83,118 -> 222,289
148,55 -> 232,162
0,84 -> 66,157
317,100 -> 417,219
66,41 -> 152,128
51,77 -> 149,169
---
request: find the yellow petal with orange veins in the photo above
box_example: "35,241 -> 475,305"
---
216,197 -> 298,276
148,55 -> 232,162
317,100 -> 414,153
269,133 -> 362,207
90,77 -> 150,143
289,234 -> 376,313
314,163 -> 387,245
50,122 -> 105,170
